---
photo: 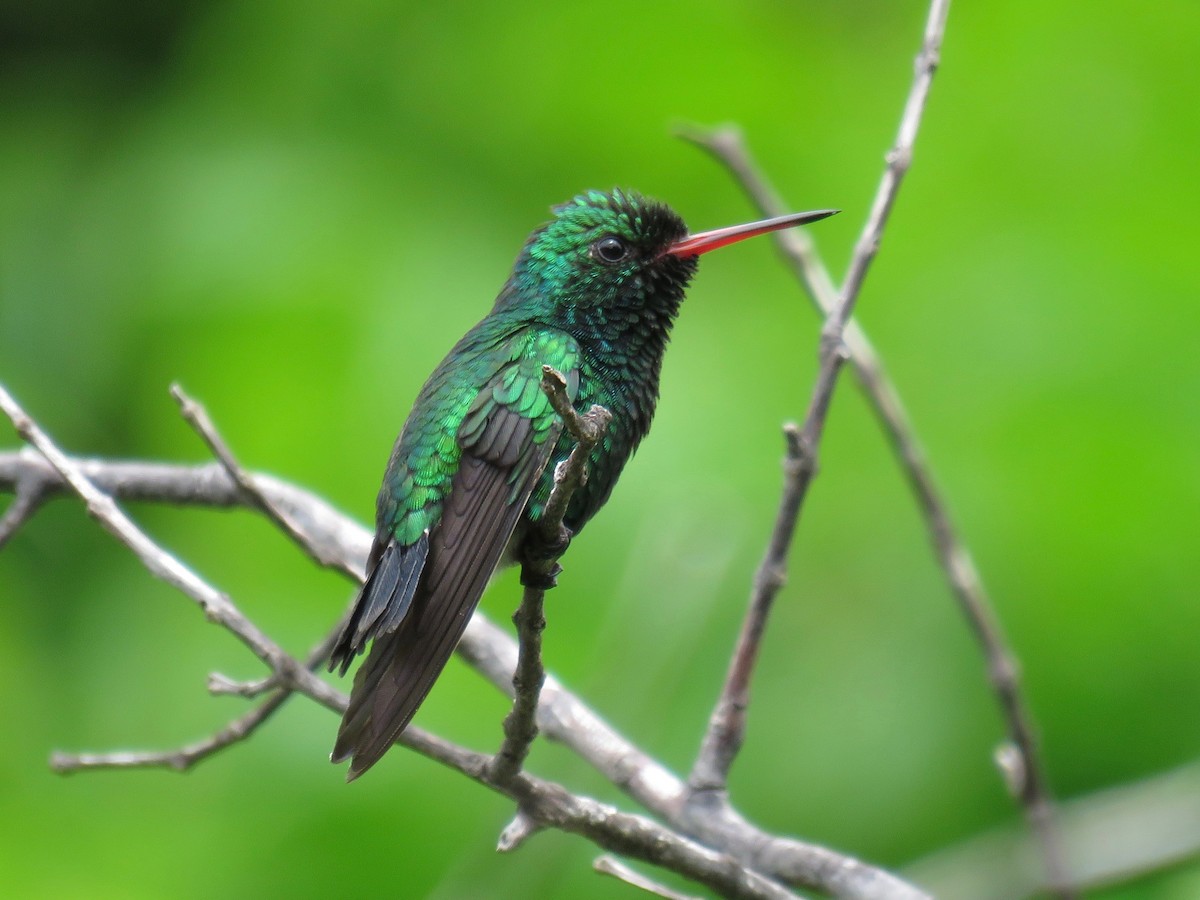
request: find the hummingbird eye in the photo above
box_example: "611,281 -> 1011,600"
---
591,236 -> 628,265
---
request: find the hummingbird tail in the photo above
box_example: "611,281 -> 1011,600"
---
331,455 -> 537,779
329,536 -> 429,677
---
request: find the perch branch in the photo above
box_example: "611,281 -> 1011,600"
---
491,366 -> 612,783
34,415 -> 1200,898
2,442 -> 928,899
1,445 -> 925,898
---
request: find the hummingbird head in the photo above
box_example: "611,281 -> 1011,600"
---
498,188 -> 838,341
506,189 -> 696,324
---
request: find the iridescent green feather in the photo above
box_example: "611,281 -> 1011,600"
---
378,324 -> 580,547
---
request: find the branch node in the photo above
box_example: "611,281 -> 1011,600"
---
497,809 -> 542,852
208,671 -> 278,698
995,741 -> 1028,799
48,751 -> 78,775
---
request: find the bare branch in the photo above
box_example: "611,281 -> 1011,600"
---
207,606 -> 353,701
0,448 -> 53,548
3,388 -> 814,897
490,577 -> 551,783
465,600 -> 930,900
52,606 -> 353,772
689,424 -> 804,792
0,425 -> 926,898
0,452 -> 368,578
681,127 -> 1072,897
497,810 -> 543,852
686,0 -> 952,799
50,689 -> 293,773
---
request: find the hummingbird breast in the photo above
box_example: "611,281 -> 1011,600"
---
532,312 -> 674,535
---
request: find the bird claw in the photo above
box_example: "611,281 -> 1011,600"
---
520,562 -> 562,591
526,523 -> 573,562
518,524 -> 572,589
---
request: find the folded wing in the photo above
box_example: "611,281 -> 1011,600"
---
331,329 -> 579,779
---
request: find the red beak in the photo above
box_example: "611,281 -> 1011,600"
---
667,209 -> 839,258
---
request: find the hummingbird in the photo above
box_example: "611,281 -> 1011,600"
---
329,189 -> 836,779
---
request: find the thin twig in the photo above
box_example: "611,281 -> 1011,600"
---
497,810 -> 543,852
676,59 -> 1073,900
686,0 -> 952,800
595,855 -> 708,900
536,366 -> 613,537
490,575 -> 551,784
0,446 -> 928,899
491,366 -> 612,784
171,383 -> 363,582
0,384 -> 345,713
0,452 -> 52,548
208,606 -> 352,698
0,453 -> 367,557
172,380 -> 366,699
50,688 -> 294,773
688,424 -> 804,792
52,612 -> 352,772
1,393 -> 350,760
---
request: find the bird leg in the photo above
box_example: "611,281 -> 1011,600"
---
518,523 -> 573,590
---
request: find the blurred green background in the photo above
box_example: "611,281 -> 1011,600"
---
2,1 -> 1198,897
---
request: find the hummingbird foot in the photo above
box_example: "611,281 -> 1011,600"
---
518,523 -> 573,589
520,561 -> 563,591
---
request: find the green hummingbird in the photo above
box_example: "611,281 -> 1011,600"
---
329,189 -> 836,779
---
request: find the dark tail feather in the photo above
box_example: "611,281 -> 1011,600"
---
332,452 -> 547,779
331,544 -> 493,779
329,536 -> 429,677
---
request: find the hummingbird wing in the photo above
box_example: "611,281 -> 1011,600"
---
331,327 -> 580,779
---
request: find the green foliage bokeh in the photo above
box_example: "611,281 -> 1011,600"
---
2,1 -> 1199,897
